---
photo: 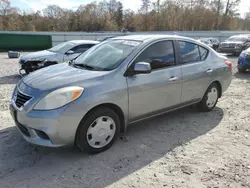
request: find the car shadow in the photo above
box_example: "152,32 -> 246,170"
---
0,74 -> 21,85
234,71 -> 250,80
0,107 -> 224,187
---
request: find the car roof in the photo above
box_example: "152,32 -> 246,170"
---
69,40 -> 100,44
230,35 -> 248,38
112,35 -> 195,42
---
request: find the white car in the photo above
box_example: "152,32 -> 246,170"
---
198,38 -> 213,48
19,40 -> 99,74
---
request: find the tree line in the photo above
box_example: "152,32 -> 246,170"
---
0,0 -> 250,32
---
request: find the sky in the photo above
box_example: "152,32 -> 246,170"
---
11,0 -> 250,18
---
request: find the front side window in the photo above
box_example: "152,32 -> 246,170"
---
73,40 -> 141,70
134,40 -> 175,70
179,41 -> 200,64
71,44 -> 92,53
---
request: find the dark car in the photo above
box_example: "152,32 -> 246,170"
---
218,35 -> 250,56
19,40 -> 99,74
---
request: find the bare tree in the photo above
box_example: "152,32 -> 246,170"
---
140,0 -> 151,31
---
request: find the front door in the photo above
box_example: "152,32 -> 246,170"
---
126,40 -> 182,122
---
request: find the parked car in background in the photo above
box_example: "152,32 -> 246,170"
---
10,35 -> 232,153
197,38 -> 213,48
238,47 -> 250,73
19,40 -> 99,74
207,38 -> 220,51
218,35 -> 250,56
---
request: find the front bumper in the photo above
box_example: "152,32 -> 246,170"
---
217,47 -> 242,54
9,84 -> 87,147
238,56 -> 250,69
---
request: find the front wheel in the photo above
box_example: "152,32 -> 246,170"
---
76,107 -> 120,154
198,83 -> 219,112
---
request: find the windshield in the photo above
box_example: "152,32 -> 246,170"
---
73,40 -> 141,70
48,42 -> 75,53
227,36 -> 247,42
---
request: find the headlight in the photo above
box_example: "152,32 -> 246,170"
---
34,86 -> 84,110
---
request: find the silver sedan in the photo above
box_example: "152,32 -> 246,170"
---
10,35 -> 232,153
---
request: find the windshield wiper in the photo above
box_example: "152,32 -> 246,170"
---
73,63 -> 111,71
74,64 -> 96,70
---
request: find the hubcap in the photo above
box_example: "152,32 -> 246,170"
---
86,116 -> 116,148
206,87 -> 218,108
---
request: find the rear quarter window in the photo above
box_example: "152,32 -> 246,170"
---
199,46 -> 209,61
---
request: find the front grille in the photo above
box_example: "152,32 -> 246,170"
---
229,43 -> 235,48
221,43 -> 235,48
15,90 -> 32,108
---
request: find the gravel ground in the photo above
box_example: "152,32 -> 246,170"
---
0,52 -> 250,188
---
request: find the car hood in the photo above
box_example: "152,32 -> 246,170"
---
21,50 -> 58,62
22,63 -> 108,91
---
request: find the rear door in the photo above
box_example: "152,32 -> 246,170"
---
178,41 -> 212,103
126,40 -> 182,122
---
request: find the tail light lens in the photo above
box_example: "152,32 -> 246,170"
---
225,60 -> 232,69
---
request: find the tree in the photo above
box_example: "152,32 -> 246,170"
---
243,9 -> 250,30
124,9 -> 135,31
0,0 -> 246,32
140,0 -> 151,31
220,0 -> 241,29
115,1 -> 123,30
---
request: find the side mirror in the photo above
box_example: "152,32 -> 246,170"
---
134,62 -> 152,74
66,50 -> 74,55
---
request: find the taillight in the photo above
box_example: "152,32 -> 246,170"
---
225,60 -> 232,69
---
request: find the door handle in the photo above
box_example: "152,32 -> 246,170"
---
207,69 -> 213,73
169,76 -> 179,81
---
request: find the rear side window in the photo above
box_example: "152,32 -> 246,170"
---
179,41 -> 200,64
199,46 -> 209,61
134,40 -> 175,70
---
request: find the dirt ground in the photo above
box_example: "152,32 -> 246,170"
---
0,52 -> 250,188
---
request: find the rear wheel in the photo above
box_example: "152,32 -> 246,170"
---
76,107 -> 120,153
198,83 -> 219,112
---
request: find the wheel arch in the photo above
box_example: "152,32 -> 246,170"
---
211,80 -> 222,98
75,103 -> 126,142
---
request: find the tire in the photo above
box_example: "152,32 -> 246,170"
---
76,107 -> 120,154
198,83 -> 219,112
238,67 -> 246,73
